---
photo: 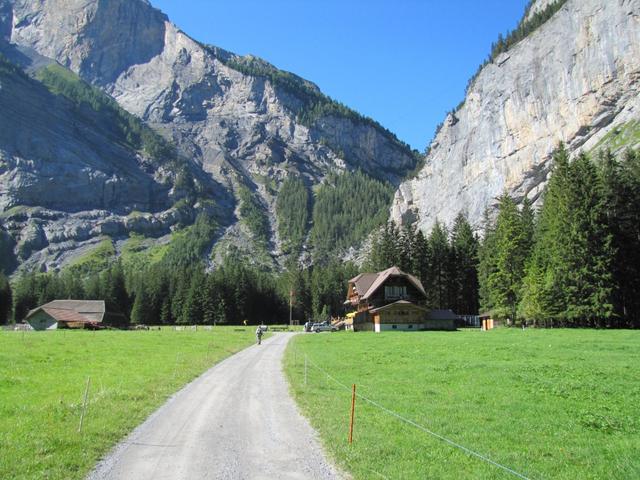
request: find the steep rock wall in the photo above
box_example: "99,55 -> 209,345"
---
392,0 -> 640,231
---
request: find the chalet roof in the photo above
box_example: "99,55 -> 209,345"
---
26,300 -> 106,323
427,309 -> 459,321
349,272 -> 379,297
361,266 -> 426,300
370,300 -> 428,314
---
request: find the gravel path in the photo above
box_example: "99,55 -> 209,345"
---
87,333 -> 344,480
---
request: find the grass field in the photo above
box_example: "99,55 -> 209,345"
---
0,327 -> 258,480
284,329 -> 640,479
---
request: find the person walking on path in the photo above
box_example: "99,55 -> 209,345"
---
255,325 -> 264,345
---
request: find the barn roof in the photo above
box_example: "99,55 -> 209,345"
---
360,266 -> 426,300
41,307 -> 92,323
26,300 -> 106,323
44,300 -> 105,313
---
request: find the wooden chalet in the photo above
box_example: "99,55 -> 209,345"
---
25,300 -> 106,330
344,266 -> 455,332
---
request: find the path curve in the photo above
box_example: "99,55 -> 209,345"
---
88,333 -> 344,480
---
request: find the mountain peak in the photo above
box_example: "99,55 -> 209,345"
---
1,0 -> 418,273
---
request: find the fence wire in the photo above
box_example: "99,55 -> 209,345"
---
299,351 -> 534,480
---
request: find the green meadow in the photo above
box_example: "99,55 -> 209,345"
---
0,327 -> 257,480
284,329 -> 640,479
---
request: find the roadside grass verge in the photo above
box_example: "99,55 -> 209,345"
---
0,328 -> 256,480
284,329 -> 640,479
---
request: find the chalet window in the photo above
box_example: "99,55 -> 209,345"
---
384,285 -> 407,300
408,325 -> 413,329
392,325 -> 397,329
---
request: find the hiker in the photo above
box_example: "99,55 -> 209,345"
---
256,326 -> 264,345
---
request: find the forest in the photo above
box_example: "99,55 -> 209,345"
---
1,147 -> 638,329
480,146 -> 640,328
333,145 -> 640,328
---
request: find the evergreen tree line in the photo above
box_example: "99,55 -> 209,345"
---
367,215 -> 480,315
276,176 -> 310,257
480,146 -> 640,328
310,171 -> 394,261
274,171 -> 396,262
238,185 -> 270,248
1,251 -> 360,327
0,224 -> 16,274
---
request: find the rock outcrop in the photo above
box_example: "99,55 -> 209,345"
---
392,0 -> 640,232
0,46 -> 214,272
0,59 -> 168,214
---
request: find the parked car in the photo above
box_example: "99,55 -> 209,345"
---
311,321 -> 336,333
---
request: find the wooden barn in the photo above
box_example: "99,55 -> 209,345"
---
344,266 -> 456,332
25,300 -> 106,330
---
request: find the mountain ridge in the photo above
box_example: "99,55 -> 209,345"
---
0,0 -> 419,273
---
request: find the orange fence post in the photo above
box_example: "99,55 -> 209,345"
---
348,384 -> 357,444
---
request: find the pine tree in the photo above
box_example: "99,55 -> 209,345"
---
412,230 -> 430,288
11,272 -> 39,322
367,221 -> 401,271
520,198 -> 536,254
170,269 -> 190,324
487,193 -> 530,324
381,221 -> 401,269
522,145 -> 572,325
563,153 -> 614,325
59,270 -> 85,299
478,208 -> 497,314
0,226 -> 16,274
131,283 -> 150,325
520,146 -> 616,327
427,220 -> 450,309
450,213 -> 480,314
399,224 -> 416,273
182,270 -> 206,325
0,273 -> 12,324
599,149 -> 640,326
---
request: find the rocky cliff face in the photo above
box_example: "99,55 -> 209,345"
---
392,0 -> 640,232
0,0 -> 417,272
0,46 -> 219,272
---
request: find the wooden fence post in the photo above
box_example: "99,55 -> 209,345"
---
348,384 -> 356,444
78,377 -> 91,433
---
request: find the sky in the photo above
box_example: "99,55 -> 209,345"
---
151,0 -> 529,152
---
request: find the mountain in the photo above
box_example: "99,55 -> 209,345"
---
0,0 -> 418,273
391,0 -> 640,232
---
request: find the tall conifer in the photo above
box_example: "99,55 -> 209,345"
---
450,213 -> 479,314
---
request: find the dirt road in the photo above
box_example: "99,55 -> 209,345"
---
88,333 -> 343,480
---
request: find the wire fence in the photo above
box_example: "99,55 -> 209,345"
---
293,347 -> 535,480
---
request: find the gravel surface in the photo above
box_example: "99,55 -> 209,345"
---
87,333 -> 345,480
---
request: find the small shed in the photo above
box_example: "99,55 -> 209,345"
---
25,300 -> 106,330
425,309 -> 458,331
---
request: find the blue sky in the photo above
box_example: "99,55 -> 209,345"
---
151,0 -> 529,151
